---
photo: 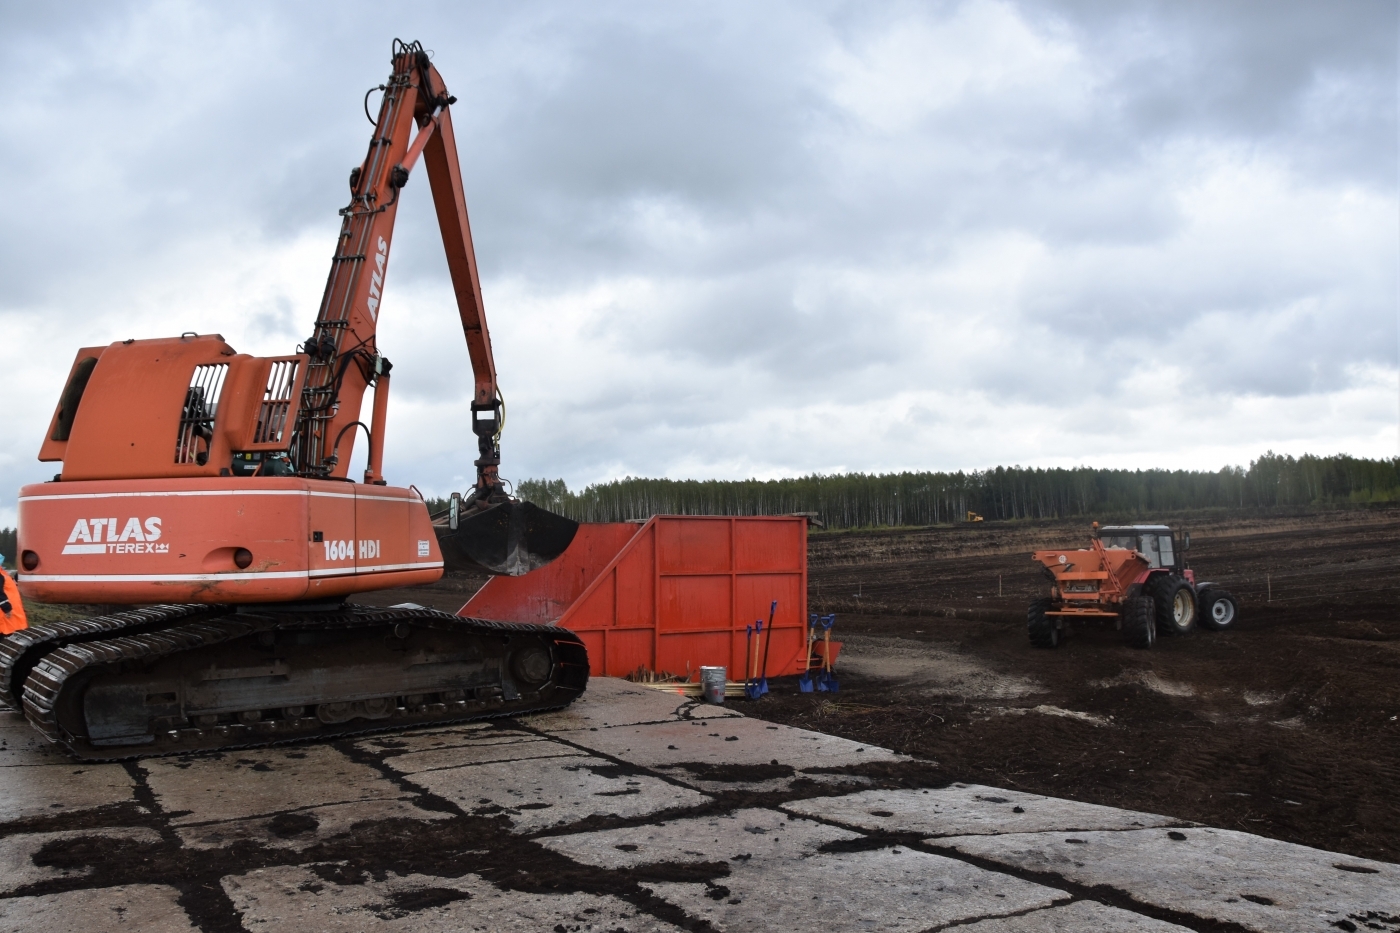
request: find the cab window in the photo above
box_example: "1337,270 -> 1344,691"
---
1158,535 -> 1174,567
1139,535 -> 1162,568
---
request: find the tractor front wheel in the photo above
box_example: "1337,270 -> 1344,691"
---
1197,588 -> 1238,631
1121,596 -> 1156,649
1028,598 -> 1060,649
1148,575 -> 1197,636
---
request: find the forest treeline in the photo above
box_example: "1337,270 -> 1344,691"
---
515,452 -> 1400,529
4,453 -> 1395,553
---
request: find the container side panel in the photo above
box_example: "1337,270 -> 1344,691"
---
736,573 -> 805,631
659,632 -> 733,680
602,629 -> 655,677
657,517 -> 731,574
766,630 -> 808,676
614,531 -> 655,628
659,575 -> 732,632
560,573 -> 618,632
735,519 -> 804,572
575,631 -> 605,675
732,628 -> 809,679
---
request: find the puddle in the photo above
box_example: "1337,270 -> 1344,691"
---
1092,670 -> 1196,698
987,705 -> 1111,727
840,636 -> 1045,699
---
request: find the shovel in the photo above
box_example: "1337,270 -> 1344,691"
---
745,620 -> 766,699
743,623 -> 755,699
816,613 -> 839,693
756,600 -> 776,697
798,612 -> 817,693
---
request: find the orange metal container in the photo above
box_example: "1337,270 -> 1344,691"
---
460,515 -> 820,679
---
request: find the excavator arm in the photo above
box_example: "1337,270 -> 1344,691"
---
298,39 -> 572,573
298,42 -> 498,488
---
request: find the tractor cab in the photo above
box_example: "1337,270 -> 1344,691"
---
1096,525 -> 1187,572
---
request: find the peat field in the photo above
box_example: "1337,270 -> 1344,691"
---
745,507 -> 1400,864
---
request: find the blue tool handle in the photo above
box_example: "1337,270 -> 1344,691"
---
820,614 -> 835,630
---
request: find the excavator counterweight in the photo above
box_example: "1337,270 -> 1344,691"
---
9,40 -> 586,759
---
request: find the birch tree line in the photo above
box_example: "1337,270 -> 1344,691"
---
514,452 -> 1400,529
4,453 -> 1394,556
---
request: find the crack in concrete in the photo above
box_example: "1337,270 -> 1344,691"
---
918,839 -> 1253,933
778,808 -> 1249,933
917,895 -> 1077,932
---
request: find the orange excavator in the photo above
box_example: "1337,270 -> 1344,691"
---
6,40 -> 588,759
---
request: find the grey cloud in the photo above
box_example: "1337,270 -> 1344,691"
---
1039,0 -> 1397,181
0,0 -> 1394,516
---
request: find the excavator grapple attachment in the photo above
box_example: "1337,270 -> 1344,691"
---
438,500 -> 579,576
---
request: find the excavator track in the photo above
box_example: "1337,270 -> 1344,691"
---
16,605 -> 589,761
0,605 -> 215,709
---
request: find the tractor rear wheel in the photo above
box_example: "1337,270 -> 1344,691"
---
1028,598 -> 1060,649
1148,575 -> 1196,636
1121,596 -> 1156,649
1197,588 -> 1238,631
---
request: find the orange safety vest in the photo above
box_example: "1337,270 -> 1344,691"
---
0,569 -> 27,635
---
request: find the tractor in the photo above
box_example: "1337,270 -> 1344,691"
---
1028,523 -> 1238,649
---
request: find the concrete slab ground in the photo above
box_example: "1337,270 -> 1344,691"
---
539,806 -> 1068,932
143,745 -> 404,825
404,753 -> 713,832
783,784 -> 1186,837
222,866 -> 684,932
0,676 -> 1392,933
0,883 -> 200,932
937,827 -> 1400,933
0,761 -> 139,822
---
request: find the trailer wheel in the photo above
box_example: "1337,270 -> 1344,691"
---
1148,575 -> 1196,636
1197,588 -> 1238,631
1121,596 -> 1156,649
1028,598 -> 1060,649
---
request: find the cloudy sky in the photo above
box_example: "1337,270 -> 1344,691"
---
1,0 -> 1395,525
